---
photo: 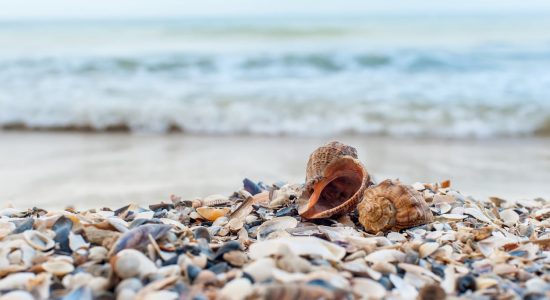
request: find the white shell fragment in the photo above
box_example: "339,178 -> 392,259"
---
249,236 -> 346,261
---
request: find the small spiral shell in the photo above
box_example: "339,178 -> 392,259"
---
358,179 -> 433,233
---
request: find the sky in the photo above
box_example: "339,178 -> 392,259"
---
1,0 -> 550,20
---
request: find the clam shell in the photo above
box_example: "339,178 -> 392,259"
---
249,236 -> 346,261
0,291 -> 35,300
196,207 -> 231,221
365,249 -> 406,264
0,273 -> 36,290
299,142 -> 371,219
256,216 -> 298,241
419,242 -> 439,258
112,249 -> 158,279
68,232 -> 90,252
22,230 -> 55,251
42,260 -> 74,276
0,222 -> 16,239
500,209 -> 520,226
109,224 -> 171,256
243,258 -> 276,283
358,179 -> 434,233
219,278 -> 253,300
352,278 -> 387,300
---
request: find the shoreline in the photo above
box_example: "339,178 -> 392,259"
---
2,127 -> 550,139
1,132 -> 549,209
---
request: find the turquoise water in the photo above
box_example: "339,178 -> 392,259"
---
1,14 -> 550,137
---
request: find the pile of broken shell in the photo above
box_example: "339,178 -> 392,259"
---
0,141 -> 549,300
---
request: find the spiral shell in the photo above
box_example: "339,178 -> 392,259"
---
358,179 -> 434,233
299,141 -> 371,219
305,141 -> 359,180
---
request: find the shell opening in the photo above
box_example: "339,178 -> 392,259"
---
303,169 -> 363,218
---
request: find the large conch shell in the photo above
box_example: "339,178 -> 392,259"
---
358,179 -> 434,233
298,141 -> 371,219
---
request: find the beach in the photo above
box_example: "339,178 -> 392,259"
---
1,132 -> 549,209
0,137 -> 549,299
1,1 -> 550,298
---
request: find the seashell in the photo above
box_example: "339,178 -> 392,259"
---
52,216 -> 73,254
243,178 -> 262,195
227,218 -> 244,232
342,258 -> 371,275
440,213 -> 467,220
112,249 -> 158,279
463,207 -> 493,224
200,194 -> 232,207
418,242 -> 439,258
116,278 -> 143,294
358,179 -> 434,233
134,211 -> 154,220
411,182 -> 426,191
500,209 -> 520,226
68,232 -> 89,252
109,224 -> 172,256
418,284 -> 446,300
249,236 -> 346,261
371,261 -> 397,274
256,216 -> 298,241
256,283 -> 335,300
317,225 -> 364,243
365,249 -> 406,264
88,246 -> 108,262
22,230 -> 55,251
475,277 -> 499,290
82,226 -> 120,248
0,222 -> 16,239
117,289 -> 136,300
274,244 -> 312,273
0,272 -> 35,290
137,291 -> 179,300
196,207 -> 230,221
219,278 -> 253,300
61,285 -> 92,300
222,250 -> 248,267
192,226 -> 211,242
242,257 -> 276,283
268,184 -> 302,209
0,291 -> 35,300
351,278 -> 387,300
11,218 -> 34,234
493,263 -> 517,275
214,240 -> 242,260
386,231 -> 407,242
389,274 -> 418,299
42,260 -> 74,276
299,141 -> 371,219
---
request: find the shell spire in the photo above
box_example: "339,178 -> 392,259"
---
298,141 -> 372,219
358,179 -> 434,233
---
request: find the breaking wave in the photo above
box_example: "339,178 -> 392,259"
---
1,16 -> 550,138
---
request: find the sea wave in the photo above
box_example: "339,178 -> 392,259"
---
1,16 -> 550,138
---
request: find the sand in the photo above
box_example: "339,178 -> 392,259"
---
0,132 -> 549,209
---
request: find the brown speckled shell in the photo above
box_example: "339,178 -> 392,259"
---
305,141 -> 358,181
299,141 -> 371,219
358,179 -> 434,233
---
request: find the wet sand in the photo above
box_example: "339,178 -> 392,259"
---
0,132 -> 549,209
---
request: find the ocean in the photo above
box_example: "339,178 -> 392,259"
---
1,14 -> 550,138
